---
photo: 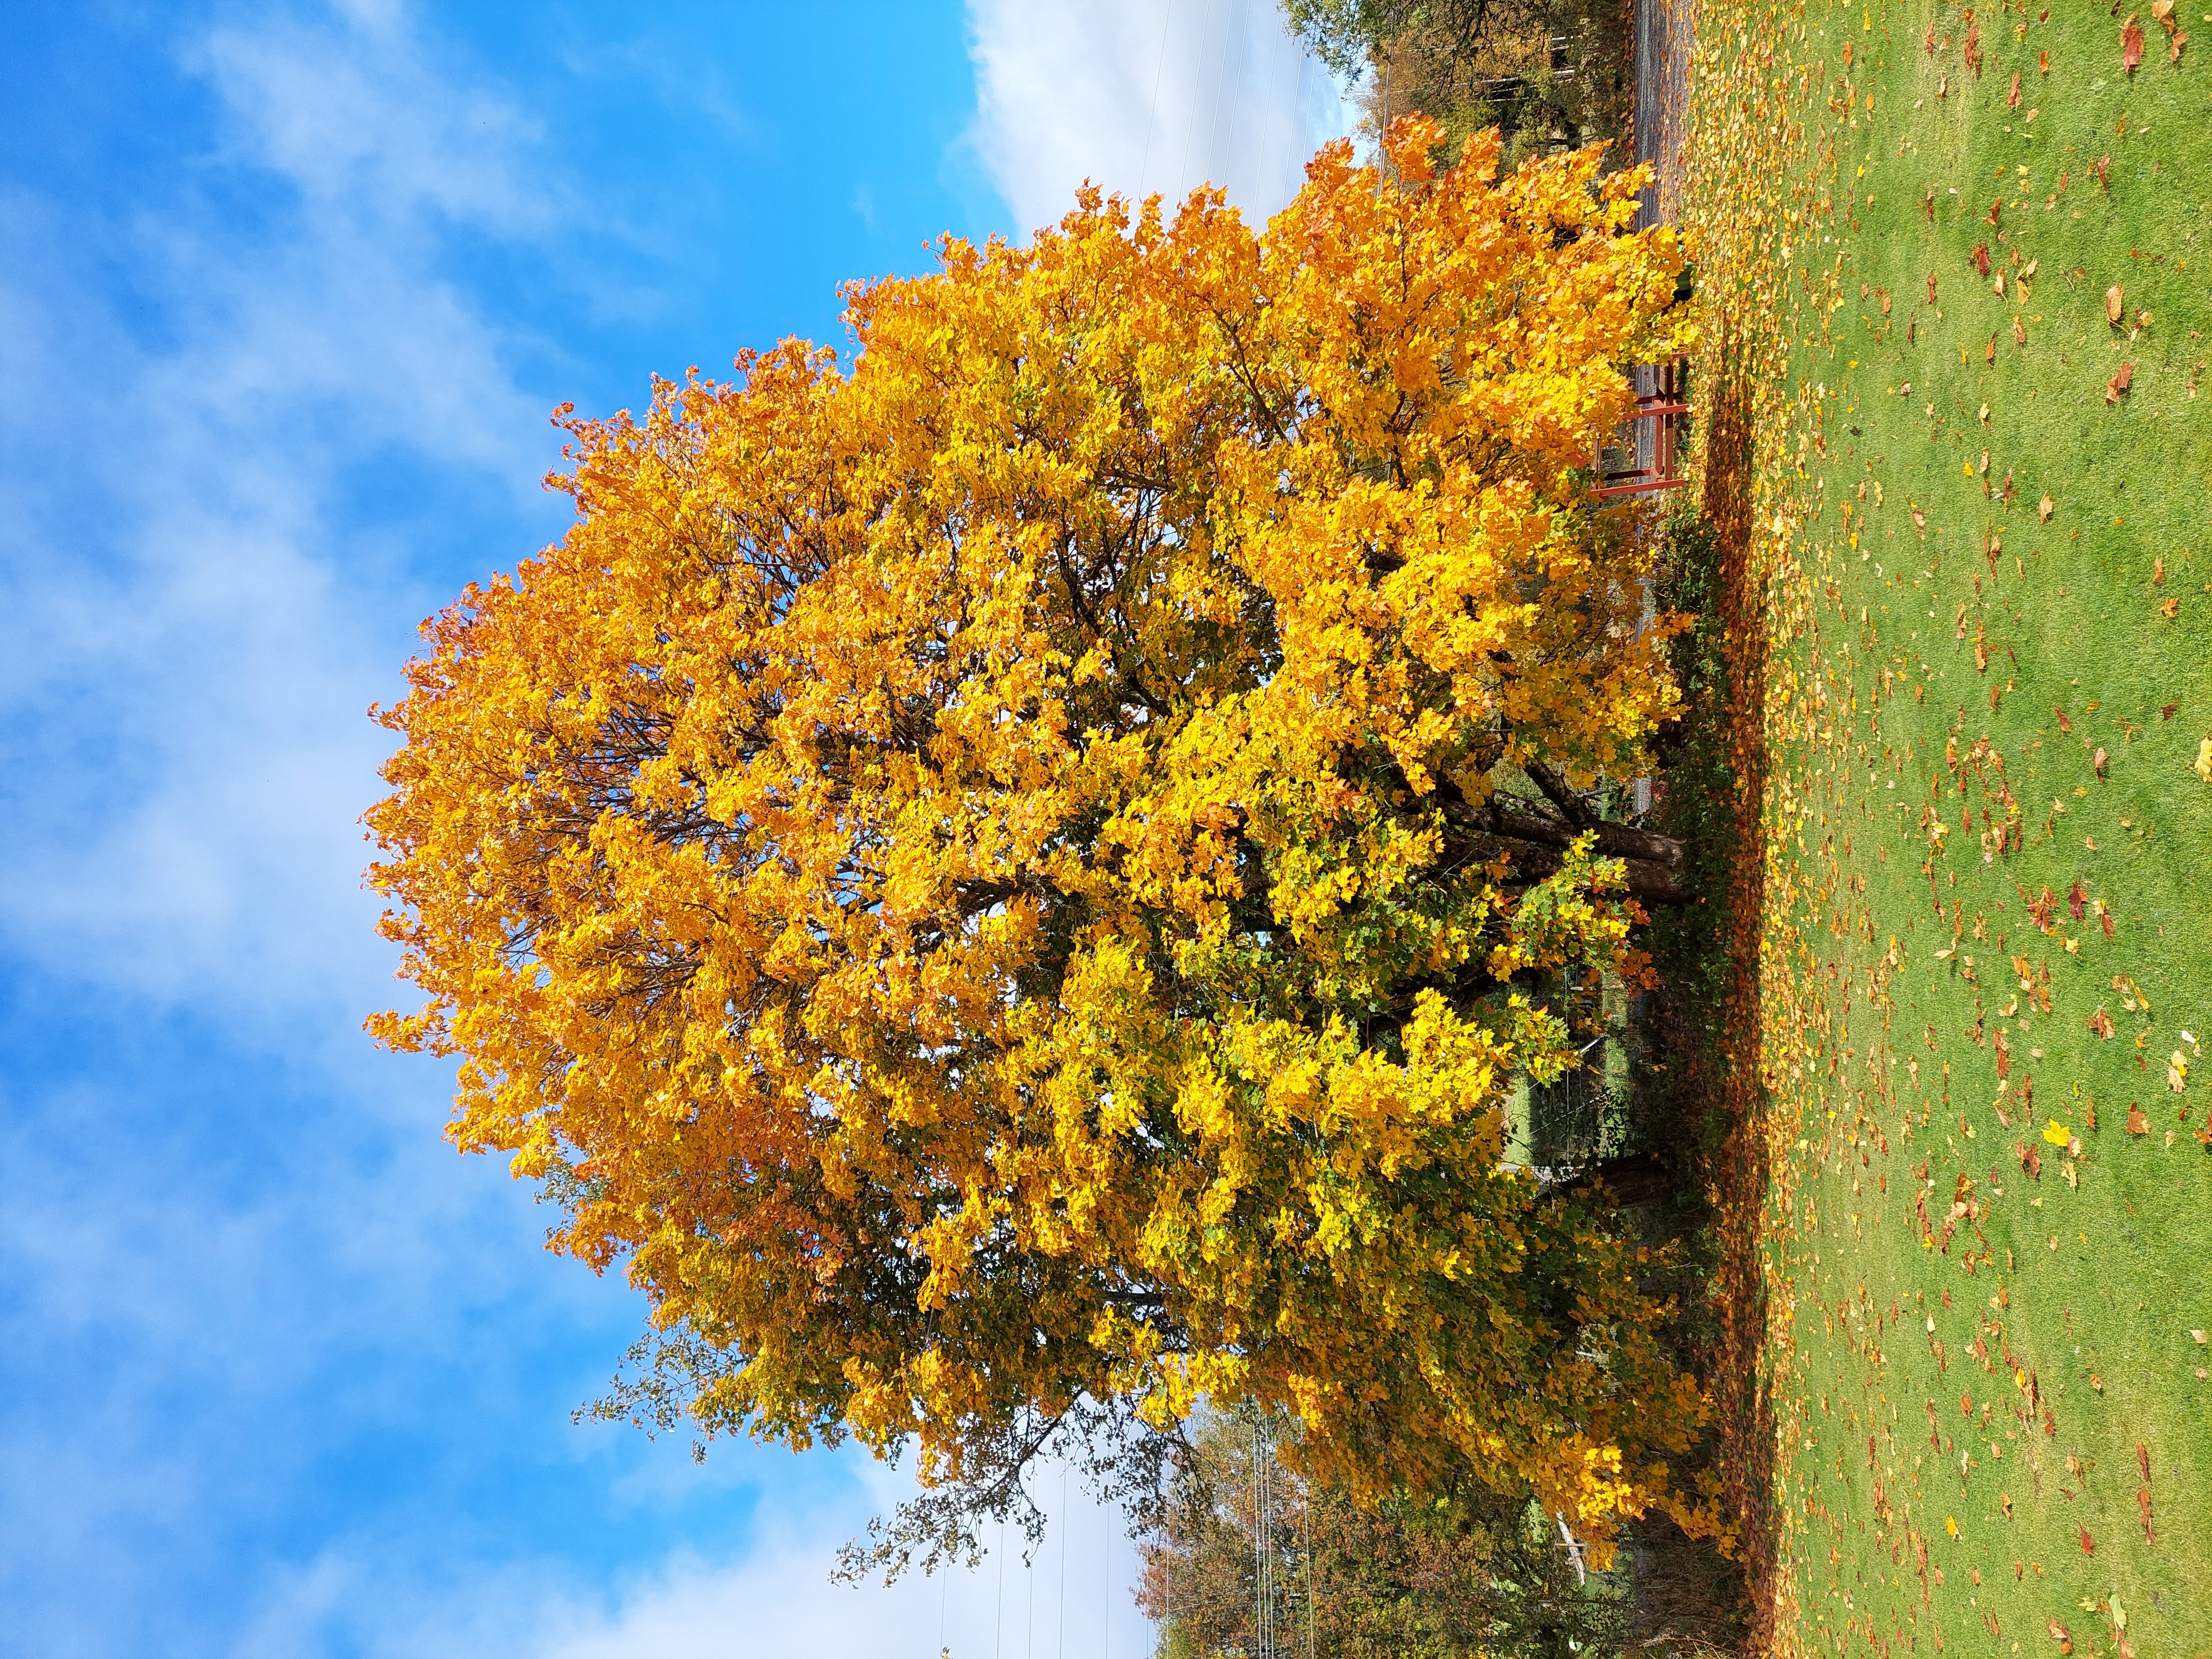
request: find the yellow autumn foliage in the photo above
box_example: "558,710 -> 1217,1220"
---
367,119 -> 1708,1555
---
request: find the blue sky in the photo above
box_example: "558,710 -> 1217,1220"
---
0,3 -> 1349,1654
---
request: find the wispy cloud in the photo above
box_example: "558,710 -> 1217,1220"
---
221,1450 -> 1153,1659
962,0 -> 1354,236
0,2 -> 565,1023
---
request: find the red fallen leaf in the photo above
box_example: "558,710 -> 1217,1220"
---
2124,16 -> 2146,73
2008,69 -> 2023,105
1975,243 -> 1994,276
2089,1007 -> 2115,1039
2108,364 -> 2135,404
2056,706 -> 2073,731
2101,903 -> 2116,939
1997,1032 -> 2013,1080
2081,1524 -> 2096,1553
2139,1487 -> 2156,1540
2069,880 -> 2087,919
1967,15 -> 1983,72
2172,27 -> 2186,62
1928,272 -> 1939,302
1988,199 -> 2004,227
2040,47 -> 2051,73
2020,1139 -> 2043,1177
2137,1442 -> 2151,1482
2095,155 -> 2113,190
2029,887 -> 2056,927
2161,701 -> 2178,719
2128,1104 -> 2150,1134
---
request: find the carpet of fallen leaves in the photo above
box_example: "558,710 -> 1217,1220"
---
1677,2 -> 2212,1657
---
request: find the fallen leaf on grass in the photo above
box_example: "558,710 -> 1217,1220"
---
2124,16 -> 2146,73
2090,1008 -> 2116,1039
2192,1329 -> 2208,1344
2068,880 -> 2087,919
1976,244 -> 1994,278
2108,285 -> 2126,326
2128,1104 -> 2150,1134
2044,1120 -> 2074,1147
2057,707 -> 2073,732
2008,69 -> 2023,106
2160,701 -> 2178,719
2196,737 -> 2212,782
2108,365 -> 2135,404
2020,1139 -> 2043,1177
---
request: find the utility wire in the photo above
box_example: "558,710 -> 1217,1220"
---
1137,0 -> 1176,201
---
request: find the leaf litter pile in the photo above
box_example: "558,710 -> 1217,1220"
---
1677,1 -> 2212,1655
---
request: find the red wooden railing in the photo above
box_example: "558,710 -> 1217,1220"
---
1592,359 -> 1690,500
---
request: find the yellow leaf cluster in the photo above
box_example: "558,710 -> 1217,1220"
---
367,117 -> 1705,1551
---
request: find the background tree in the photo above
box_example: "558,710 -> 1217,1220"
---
1283,0 -> 1633,178
1139,1408 -> 1635,1659
366,117 -> 1707,1571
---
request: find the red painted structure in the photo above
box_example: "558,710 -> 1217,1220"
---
1592,359 -> 1690,500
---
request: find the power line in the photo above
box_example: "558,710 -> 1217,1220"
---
1136,0 -> 1175,201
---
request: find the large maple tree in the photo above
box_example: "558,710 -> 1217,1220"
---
368,119 -> 1710,1560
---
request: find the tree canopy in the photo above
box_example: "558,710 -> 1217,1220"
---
367,118 -> 1708,1560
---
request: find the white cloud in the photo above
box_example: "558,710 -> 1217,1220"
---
224,1452 -> 1154,1659
0,2 -> 567,1023
962,0 -> 1355,237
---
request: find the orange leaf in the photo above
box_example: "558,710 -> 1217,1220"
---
2128,1104 -> 2149,1134
2124,16 -> 2146,73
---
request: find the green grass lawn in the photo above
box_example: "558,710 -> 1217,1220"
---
1678,2 -> 2212,1654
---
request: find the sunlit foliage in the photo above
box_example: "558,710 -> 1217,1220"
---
367,118 -> 1705,1557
